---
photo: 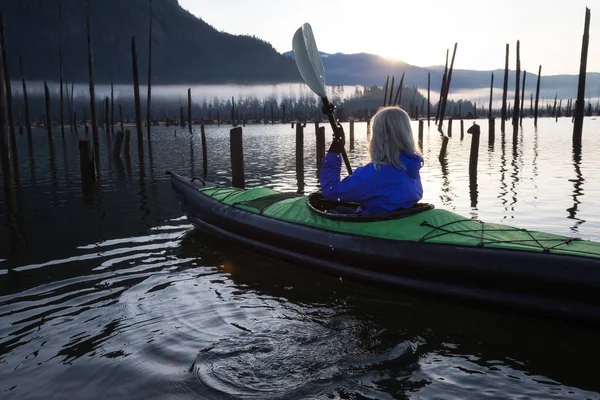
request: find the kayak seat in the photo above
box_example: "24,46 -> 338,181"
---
306,192 -> 434,222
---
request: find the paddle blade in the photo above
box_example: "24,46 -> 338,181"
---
292,23 -> 327,98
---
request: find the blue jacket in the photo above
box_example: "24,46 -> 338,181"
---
320,152 -> 423,214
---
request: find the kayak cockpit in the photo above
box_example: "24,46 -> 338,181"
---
306,192 -> 434,222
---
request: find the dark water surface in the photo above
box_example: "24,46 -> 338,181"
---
1,118 -> 600,399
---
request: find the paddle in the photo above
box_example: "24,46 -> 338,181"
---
292,23 -> 353,175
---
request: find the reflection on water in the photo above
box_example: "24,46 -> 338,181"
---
567,146 -> 585,232
1,118 -> 600,399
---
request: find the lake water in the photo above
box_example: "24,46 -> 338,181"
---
1,117 -> 600,399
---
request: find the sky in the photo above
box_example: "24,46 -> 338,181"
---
177,0 -> 599,75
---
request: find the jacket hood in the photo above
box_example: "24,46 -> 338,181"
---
399,152 -> 422,179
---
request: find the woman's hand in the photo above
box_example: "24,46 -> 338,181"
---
328,133 -> 345,153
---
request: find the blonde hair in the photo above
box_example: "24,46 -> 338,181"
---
368,106 -> 421,169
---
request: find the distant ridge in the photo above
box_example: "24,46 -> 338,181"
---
0,0 -> 301,84
283,51 -> 600,100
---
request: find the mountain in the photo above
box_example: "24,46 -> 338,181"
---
0,0 -> 301,84
283,51 -> 600,101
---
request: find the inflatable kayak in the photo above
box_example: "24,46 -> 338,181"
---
168,172 -> 600,323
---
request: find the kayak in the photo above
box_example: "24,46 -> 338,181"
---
168,172 -> 600,323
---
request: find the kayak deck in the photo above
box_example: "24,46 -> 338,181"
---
197,185 -> 600,260
169,172 -> 600,324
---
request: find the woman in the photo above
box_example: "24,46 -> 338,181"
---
320,106 -> 423,214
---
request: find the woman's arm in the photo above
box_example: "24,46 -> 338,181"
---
320,152 -> 369,202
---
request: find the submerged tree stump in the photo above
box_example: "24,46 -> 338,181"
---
488,118 -> 495,146
201,119 -> 207,180
296,122 -> 305,193
131,37 -> 143,153
113,131 -> 124,159
438,136 -> 449,160
44,81 -> 53,142
468,123 -> 481,181
79,140 -> 97,185
316,126 -> 325,173
230,127 -> 245,188
418,120 -> 424,151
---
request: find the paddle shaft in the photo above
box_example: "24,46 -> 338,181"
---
321,97 -> 352,175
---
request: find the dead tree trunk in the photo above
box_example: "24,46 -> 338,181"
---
146,0 -> 153,144
488,72 -> 494,119
59,0 -> 65,137
0,13 -> 16,146
511,40 -> 521,130
501,43 -> 509,132
110,77 -> 115,135
131,36 -> 143,151
534,65 -> 542,126
86,0 -> 99,152
573,7 -> 591,146
520,70 -> 526,125
438,43 -> 458,126
19,56 -> 32,139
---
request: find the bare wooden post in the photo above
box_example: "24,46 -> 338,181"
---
201,118 -> 207,180
488,118 -> 495,146
388,76 -> 395,106
113,131 -> 124,159
86,0 -> 99,152
70,82 -> 74,131
58,0 -> 65,137
65,82 -> 72,133
349,120 -> 355,150
270,102 -> 274,124
73,111 -> 78,133
488,72 -> 494,119
0,49 -> 11,172
448,118 -> 453,137
316,126 -> 325,172
418,120 -> 424,151
119,105 -> 124,134
44,81 -> 53,142
438,136 -> 449,159
296,122 -> 305,191
146,0 -> 153,144
460,119 -> 464,140
438,43 -> 458,126
468,123 -> 481,182
529,93 -> 533,116
520,70 -> 526,125
110,78 -> 115,135
131,37 -> 143,153
382,75 -> 389,106
435,50 -> 449,123
427,72 -> 431,124
573,7 -> 591,147
188,88 -> 192,134
79,140 -> 97,185
104,97 -> 109,133
84,107 -> 88,133
315,121 -> 320,134
394,72 -> 405,106
512,40 -> 521,131
19,56 -> 32,139
123,129 -> 131,156
367,119 -> 371,137
0,13 -> 16,144
501,43 -> 509,132
230,126 -> 245,188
